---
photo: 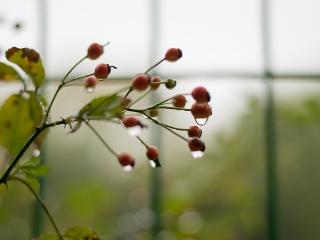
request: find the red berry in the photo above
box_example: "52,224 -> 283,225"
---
188,137 -> 205,152
87,43 -> 104,60
191,103 -> 212,119
94,63 -> 111,79
122,116 -> 141,128
146,146 -> 159,160
165,48 -> 183,62
150,76 -> 161,90
188,126 -> 202,138
84,76 -> 97,88
132,74 -> 151,91
172,95 -> 187,108
117,153 -> 135,168
191,86 -> 211,103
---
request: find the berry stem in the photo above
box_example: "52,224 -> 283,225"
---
44,56 -> 87,122
64,73 -> 94,85
136,136 -> 149,149
144,58 -> 165,74
128,89 -> 152,108
124,87 -> 134,98
156,106 -> 191,111
7,176 -> 64,240
85,121 -> 118,157
145,94 -> 190,110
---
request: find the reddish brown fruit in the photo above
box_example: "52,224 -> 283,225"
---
117,153 -> 135,168
191,86 -> 211,103
122,116 -> 142,128
84,76 -> 97,88
165,48 -> 182,62
146,146 -> 159,160
87,43 -> 103,60
191,103 -> 212,119
188,137 -> 205,152
94,63 -> 111,79
132,74 -> 151,91
188,126 -> 202,138
172,95 -> 187,108
150,76 -> 161,90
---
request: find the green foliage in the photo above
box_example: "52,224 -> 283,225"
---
41,226 -> 99,240
5,47 -> 45,89
0,93 -> 44,157
71,95 -> 124,133
0,62 -> 22,81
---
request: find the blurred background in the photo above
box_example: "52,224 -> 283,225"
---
1,0 -> 320,239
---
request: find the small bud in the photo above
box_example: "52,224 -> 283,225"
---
191,86 -> 211,103
132,74 -> 151,91
87,43 -> 104,60
84,76 -> 97,93
172,95 -> 187,108
188,137 -> 205,158
165,48 -> 183,62
165,79 -> 176,90
191,103 -> 212,126
118,153 -> 135,171
150,76 -> 161,90
94,63 -> 111,79
122,116 -> 144,136
188,126 -> 202,138
148,108 -> 159,117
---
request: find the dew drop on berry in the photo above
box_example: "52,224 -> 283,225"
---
127,125 -> 143,137
85,86 -> 95,93
191,151 -> 204,158
195,118 -> 208,126
122,165 -> 134,172
149,160 -> 157,168
32,148 -> 41,157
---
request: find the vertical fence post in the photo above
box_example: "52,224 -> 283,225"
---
31,0 -> 48,237
261,0 -> 278,239
149,0 -> 163,239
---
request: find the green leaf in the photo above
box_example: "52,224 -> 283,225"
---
5,47 -> 45,89
0,93 -> 45,157
64,226 -> 99,240
71,95 -> 124,133
0,62 -> 22,81
40,234 -> 60,240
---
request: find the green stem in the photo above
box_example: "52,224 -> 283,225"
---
136,136 -> 149,149
144,58 -> 165,74
85,121 -> 118,157
156,106 -> 191,111
0,119 -> 68,184
64,73 -> 94,85
128,89 -> 152,108
7,176 -> 64,240
44,56 -> 87,122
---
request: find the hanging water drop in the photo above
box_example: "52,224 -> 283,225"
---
149,160 -> 157,168
195,118 -> 208,126
127,126 -> 143,137
85,86 -> 95,93
123,165 -> 134,172
32,148 -> 41,157
191,151 -> 204,158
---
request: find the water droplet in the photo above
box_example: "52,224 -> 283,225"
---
195,118 -> 208,126
32,149 -> 41,157
85,86 -> 95,93
191,151 -> 204,158
149,160 -> 157,168
127,126 -> 143,137
123,165 -> 134,172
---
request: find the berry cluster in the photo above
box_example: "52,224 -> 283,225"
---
83,43 -> 212,170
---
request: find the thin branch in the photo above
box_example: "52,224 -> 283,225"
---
85,121 -> 118,157
136,136 -> 149,149
7,176 -> 64,240
156,106 -> 191,111
128,89 -> 152,108
144,58 -> 165,74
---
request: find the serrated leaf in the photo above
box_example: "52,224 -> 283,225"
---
0,62 -> 22,81
71,95 -> 123,133
5,47 -> 45,89
0,93 -> 45,157
64,226 -> 99,240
